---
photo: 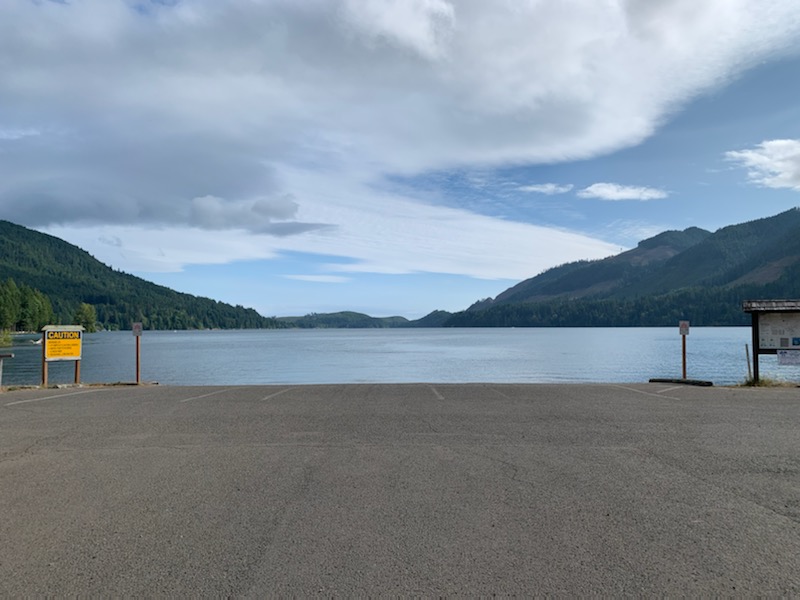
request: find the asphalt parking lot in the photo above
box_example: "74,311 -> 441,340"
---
1,382 -> 799,595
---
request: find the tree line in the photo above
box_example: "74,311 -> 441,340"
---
0,278 -> 55,333
0,276 -> 281,335
443,286 -> 757,328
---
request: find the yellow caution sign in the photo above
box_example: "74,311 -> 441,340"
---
43,326 -> 84,362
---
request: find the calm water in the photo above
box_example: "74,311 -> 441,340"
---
2,327 -> 798,387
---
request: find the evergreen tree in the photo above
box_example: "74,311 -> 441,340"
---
73,302 -> 98,333
18,285 -> 55,331
0,278 -> 22,331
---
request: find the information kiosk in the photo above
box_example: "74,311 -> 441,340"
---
743,300 -> 800,382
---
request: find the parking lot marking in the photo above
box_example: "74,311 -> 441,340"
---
178,388 -> 234,403
5,388 -> 104,407
260,388 -> 293,401
608,384 -> 679,401
428,385 -> 444,400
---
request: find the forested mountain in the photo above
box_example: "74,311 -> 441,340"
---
447,208 -> 800,327
278,311 -> 410,328
0,220 -> 281,330
4,208 -> 800,331
469,226 -> 712,310
277,310 -> 453,328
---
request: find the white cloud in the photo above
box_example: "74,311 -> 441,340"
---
41,166 -> 621,281
39,224 -> 282,273
518,183 -> 574,195
2,0 -> 800,280
0,128 -> 41,140
725,139 -> 800,190
342,0 -> 455,60
285,275 -> 351,284
577,183 -> 668,201
602,220 -> 668,245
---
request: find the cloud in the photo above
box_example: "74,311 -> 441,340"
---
577,183 -> 668,201
725,139 -> 800,190
285,275 -> 351,284
41,167 -> 622,280
342,0 -> 455,60
602,220 -> 668,245
518,183 -> 574,195
189,194 -> 328,235
40,224 -> 283,273
0,128 -> 41,140
2,0 -> 800,276
98,235 -> 123,248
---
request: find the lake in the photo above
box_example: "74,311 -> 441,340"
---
2,327 -> 798,387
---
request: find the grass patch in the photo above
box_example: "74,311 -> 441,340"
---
739,377 -> 798,387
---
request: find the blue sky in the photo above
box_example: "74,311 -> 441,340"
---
2,1 -> 800,319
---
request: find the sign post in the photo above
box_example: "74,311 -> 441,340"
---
679,320 -> 690,380
0,353 -> 14,388
41,325 -> 84,387
132,322 -> 143,384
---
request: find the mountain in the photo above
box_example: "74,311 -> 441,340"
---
6,208 -> 800,331
0,220 -> 281,330
448,208 -> 800,327
278,311 -> 410,328
473,226 -> 712,308
407,310 -> 453,327
277,309 -> 453,328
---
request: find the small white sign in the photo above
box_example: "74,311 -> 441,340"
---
777,350 -> 800,366
679,320 -> 690,336
132,322 -> 143,337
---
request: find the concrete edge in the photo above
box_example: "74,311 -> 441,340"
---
649,378 -> 714,387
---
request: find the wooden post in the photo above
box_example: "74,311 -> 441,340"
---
751,312 -> 760,383
745,344 -> 752,381
74,360 -> 81,385
136,335 -> 141,384
132,322 -> 143,384
678,320 -> 689,380
681,334 -> 687,380
0,353 -> 12,388
42,332 -> 48,388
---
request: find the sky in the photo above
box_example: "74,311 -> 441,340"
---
2,0 -> 800,319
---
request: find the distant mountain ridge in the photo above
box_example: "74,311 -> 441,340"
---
448,208 -> 800,327
3,209 -> 800,330
278,310 -> 453,328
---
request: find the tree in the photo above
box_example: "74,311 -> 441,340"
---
0,278 -> 22,331
73,302 -> 98,333
19,285 -> 54,331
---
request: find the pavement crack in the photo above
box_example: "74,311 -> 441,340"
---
460,448 -> 535,487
